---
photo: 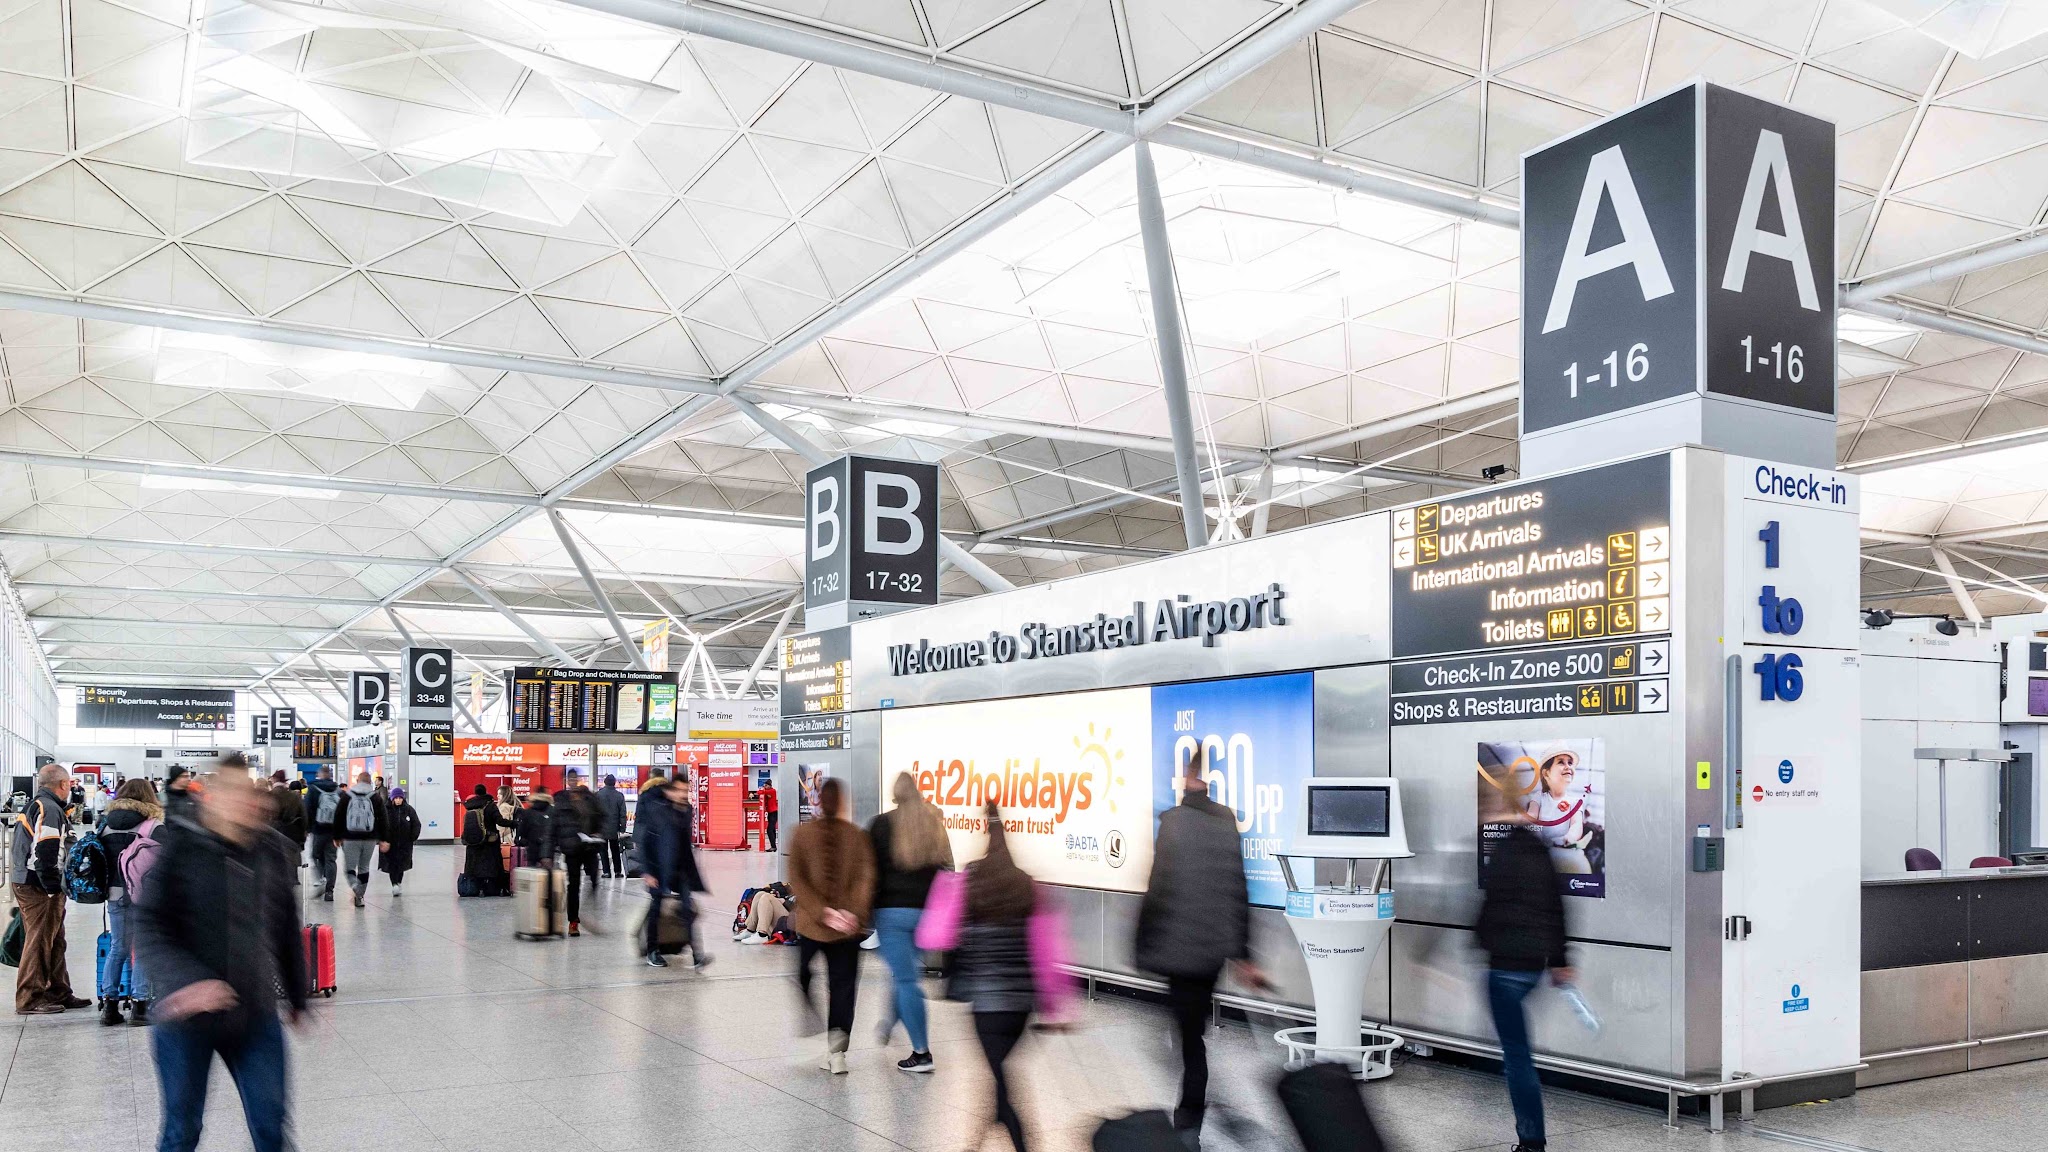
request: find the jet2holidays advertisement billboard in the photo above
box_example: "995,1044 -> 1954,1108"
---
879,672 -> 1313,904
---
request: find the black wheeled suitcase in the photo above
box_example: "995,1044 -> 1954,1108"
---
1277,1062 -> 1385,1152
1091,1111 -> 1181,1152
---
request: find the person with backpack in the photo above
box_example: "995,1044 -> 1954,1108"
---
1134,745 -> 1266,1139
11,763 -> 88,1015
597,774 -> 628,879
305,767 -> 342,901
96,779 -> 163,1025
552,770 -> 604,935
461,785 -> 508,895
787,777 -> 875,1074
326,772 -> 387,909
134,769 -> 306,1152
868,771 -> 952,1072
379,788 -> 422,897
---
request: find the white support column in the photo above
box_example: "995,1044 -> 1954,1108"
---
547,509 -> 648,670
1931,547 -> 1985,623
453,569 -> 578,667
1250,462 -> 1275,538
735,596 -> 802,699
1133,141 -> 1210,551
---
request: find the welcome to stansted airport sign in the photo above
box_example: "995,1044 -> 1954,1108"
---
886,583 -> 1292,677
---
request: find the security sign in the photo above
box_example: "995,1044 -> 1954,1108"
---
805,455 -> 940,612
405,647 -> 452,710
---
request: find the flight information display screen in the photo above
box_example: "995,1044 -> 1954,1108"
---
505,667 -> 678,735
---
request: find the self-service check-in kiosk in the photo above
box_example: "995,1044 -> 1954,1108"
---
1273,778 -> 1412,1079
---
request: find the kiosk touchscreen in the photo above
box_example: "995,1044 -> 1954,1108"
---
1273,778 -> 1411,1078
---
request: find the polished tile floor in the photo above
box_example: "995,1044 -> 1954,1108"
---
1,846 -> 2036,1152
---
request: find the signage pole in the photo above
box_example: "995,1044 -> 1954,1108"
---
1133,141 -> 1210,552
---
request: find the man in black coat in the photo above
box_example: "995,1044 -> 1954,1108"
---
1134,747 -> 1265,1136
637,775 -> 709,969
135,770 -> 306,1152
1476,781 -> 1573,1152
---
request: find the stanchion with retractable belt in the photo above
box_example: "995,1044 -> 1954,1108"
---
1271,777 -> 1414,1081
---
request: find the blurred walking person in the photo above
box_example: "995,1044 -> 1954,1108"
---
267,773 -> 307,865
637,773 -> 710,968
787,777 -> 874,1074
379,788 -> 422,897
97,779 -> 163,1025
1476,778 -> 1572,1152
304,767 -> 342,901
1134,747 -> 1264,1138
135,770 -> 306,1152
598,773 -> 628,878
328,772 -> 387,908
952,804 -> 1047,1152
868,772 -> 952,1072
10,763 -> 87,1015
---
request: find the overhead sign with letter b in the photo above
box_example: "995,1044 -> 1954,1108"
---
1522,82 -> 1834,472
805,455 -> 940,622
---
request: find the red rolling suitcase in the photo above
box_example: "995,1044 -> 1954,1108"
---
303,924 -> 336,998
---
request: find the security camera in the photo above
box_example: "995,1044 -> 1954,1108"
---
1862,609 -> 1893,629
1935,616 -> 1960,636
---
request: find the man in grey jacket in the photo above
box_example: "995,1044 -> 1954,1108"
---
1134,748 -> 1265,1137
597,774 -> 628,878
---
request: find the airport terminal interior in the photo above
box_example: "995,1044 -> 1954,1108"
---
9,0 -> 2048,1150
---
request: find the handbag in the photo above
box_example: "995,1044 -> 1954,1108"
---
915,869 -> 966,951
1,908 -> 22,968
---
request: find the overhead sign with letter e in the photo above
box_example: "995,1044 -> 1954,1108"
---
1521,83 -> 1835,473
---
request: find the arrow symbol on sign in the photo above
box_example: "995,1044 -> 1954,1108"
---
1645,647 -> 1664,668
1643,602 -> 1666,628
1644,568 -> 1664,591
1643,683 -> 1663,708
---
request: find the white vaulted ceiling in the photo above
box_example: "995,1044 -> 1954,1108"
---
3,0 -> 2048,700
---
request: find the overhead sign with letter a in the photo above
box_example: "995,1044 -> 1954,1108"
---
1523,86 -> 1697,435
805,455 -> 940,625
1521,82 -> 1835,474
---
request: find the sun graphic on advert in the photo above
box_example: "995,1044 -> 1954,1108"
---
1074,723 -> 1127,813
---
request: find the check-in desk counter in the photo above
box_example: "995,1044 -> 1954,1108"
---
1862,867 -> 2048,1086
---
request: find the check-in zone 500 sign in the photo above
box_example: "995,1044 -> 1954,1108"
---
879,673 -> 1313,903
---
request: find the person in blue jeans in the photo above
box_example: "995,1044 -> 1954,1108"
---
1475,780 -> 1573,1152
866,772 -> 954,1073
96,779 -> 163,1025
135,770 -> 307,1152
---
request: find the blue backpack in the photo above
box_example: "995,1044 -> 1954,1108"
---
64,830 -> 110,904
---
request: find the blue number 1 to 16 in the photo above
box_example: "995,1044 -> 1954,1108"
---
1563,343 -> 1649,397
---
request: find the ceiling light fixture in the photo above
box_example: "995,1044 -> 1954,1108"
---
183,0 -> 680,224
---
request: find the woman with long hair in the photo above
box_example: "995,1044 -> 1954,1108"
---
867,771 -> 953,1072
786,777 -> 876,1074
97,778 -> 162,1025
954,803 -> 1041,1152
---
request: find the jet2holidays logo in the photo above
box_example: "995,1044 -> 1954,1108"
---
1151,672 -> 1314,908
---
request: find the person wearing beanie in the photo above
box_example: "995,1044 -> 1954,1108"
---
379,787 -> 422,897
